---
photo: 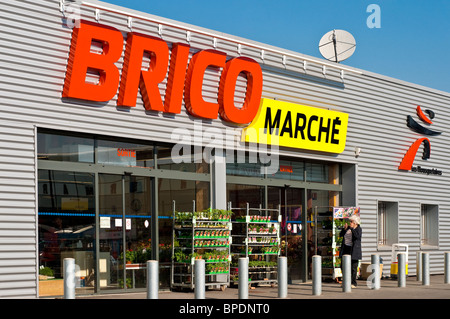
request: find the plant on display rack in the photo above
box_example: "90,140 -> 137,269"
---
203,250 -> 229,262
174,212 -> 194,225
205,262 -> 229,274
196,208 -> 234,221
192,252 -> 203,260
261,246 -> 279,254
236,215 -> 271,223
248,260 -> 277,268
172,204 -> 232,290
120,239 -> 152,264
334,218 -> 350,229
174,209 -> 234,222
159,242 -> 172,262
173,250 -> 191,263
334,257 -> 341,268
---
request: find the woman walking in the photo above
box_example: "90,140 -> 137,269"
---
339,215 -> 362,287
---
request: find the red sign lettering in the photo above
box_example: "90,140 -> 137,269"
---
117,148 -> 136,158
279,165 -> 293,173
62,21 -> 123,102
63,21 -> 263,124
118,32 -> 169,111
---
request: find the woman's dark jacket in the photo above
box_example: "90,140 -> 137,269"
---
339,225 -> 362,260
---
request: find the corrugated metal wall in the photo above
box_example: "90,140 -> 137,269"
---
1,0 -> 450,297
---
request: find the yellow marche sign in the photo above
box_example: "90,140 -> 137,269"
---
242,99 -> 349,153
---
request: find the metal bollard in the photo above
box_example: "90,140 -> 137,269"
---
398,252 -> 406,287
312,255 -> 322,296
146,260 -> 159,299
342,254 -> 351,293
278,256 -> 288,298
370,254 -> 380,290
195,259 -> 205,299
445,252 -> 450,284
238,257 -> 248,299
63,258 -> 76,299
416,251 -> 422,281
422,252 -> 430,286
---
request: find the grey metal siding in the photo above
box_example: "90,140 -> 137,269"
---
0,121 -> 36,298
1,0 -> 450,297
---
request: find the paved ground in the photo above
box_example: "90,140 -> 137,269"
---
77,274 -> 450,299
61,276 -> 450,317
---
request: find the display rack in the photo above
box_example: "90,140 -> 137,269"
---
229,203 -> 281,287
314,206 -> 361,281
171,201 -> 232,291
313,206 -> 334,279
330,207 -> 361,281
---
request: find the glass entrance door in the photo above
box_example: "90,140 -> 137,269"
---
98,174 -> 152,291
38,170 -> 96,296
268,186 -> 305,282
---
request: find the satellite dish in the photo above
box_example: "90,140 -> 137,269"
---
319,29 -> 356,63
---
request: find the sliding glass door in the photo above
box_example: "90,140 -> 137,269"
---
98,174 -> 152,291
38,170 -> 96,295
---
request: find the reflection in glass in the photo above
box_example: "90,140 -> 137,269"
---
157,145 -> 209,173
225,152 -> 339,184
157,179 -> 209,287
98,174 -> 153,290
38,170 -> 95,296
308,190 -> 337,280
97,140 -> 154,168
37,132 -> 94,163
306,162 -> 329,183
268,186 -> 303,281
226,152 -> 264,178
98,174 -> 124,290
124,176 -> 152,289
268,159 -> 304,181
226,184 -> 265,218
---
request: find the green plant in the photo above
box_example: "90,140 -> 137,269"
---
248,260 -> 277,268
118,278 -> 132,289
192,252 -> 202,259
173,250 -> 192,263
334,257 -> 341,268
205,262 -> 229,274
197,208 -> 234,221
39,266 -> 54,277
173,250 -> 186,262
120,250 -> 135,263
334,218 -> 350,229
133,248 -> 151,263
175,211 -> 193,221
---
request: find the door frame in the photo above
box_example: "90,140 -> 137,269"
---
227,173 -> 342,282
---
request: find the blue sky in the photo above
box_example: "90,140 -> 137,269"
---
102,0 -> 450,93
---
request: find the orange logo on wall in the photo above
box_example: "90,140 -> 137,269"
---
398,106 -> 442,171
62,20 -> 263,125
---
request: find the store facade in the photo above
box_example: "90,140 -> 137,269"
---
1,0 -> 450,298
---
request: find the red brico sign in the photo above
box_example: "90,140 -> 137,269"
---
63,21 -> 263,124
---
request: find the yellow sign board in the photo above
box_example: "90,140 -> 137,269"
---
61,197 -> 89,211
242,98 -> 348,153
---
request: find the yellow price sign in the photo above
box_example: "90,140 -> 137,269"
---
242,98 -> 349,153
